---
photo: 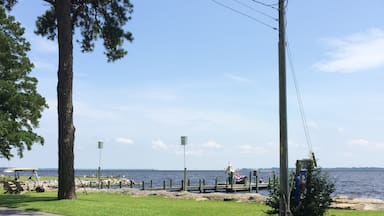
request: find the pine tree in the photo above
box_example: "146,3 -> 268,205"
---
1,0 -> 134,199
0,6 -> 48,159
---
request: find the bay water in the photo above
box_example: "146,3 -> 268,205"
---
2,167 -> 383,199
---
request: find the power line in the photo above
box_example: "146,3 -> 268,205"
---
231,0 -> 278,21
249,0 -> 278,10
212,0 -> 277,30
286,40 -> 314,154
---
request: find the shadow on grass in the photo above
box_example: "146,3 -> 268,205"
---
0,193 -> 57,209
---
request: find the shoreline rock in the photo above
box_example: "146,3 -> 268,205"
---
76,188 -> 384,211
331,196 -> 384,211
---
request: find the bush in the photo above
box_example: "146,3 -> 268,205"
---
266,164 -> 335,215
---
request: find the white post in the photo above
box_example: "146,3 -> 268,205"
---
181,136 -> 188,191
98,141 -> 103,188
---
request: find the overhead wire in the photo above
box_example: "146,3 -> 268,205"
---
249,0 -> 278,10
211,0 -> 313,159
283,0 -> 313,156
286,40 -> 314,155
231,0 -> 278,21
211,0 -> 277,30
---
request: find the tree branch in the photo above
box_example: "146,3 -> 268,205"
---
43,0 -> 55,6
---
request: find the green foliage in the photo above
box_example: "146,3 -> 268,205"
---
265,173 -> 280,215
266,165 -> 335,216
34,0 -> 134,62
0,0 -> 16,11
0,6 -> 48,159
1,0 -> 134,200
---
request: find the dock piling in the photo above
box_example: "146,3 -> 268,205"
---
215,177 -> 218,192
255,171 -> 259,193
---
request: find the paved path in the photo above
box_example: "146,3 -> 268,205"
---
0,207 -> 61,216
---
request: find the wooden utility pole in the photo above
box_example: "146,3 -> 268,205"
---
278,0 -> 290,215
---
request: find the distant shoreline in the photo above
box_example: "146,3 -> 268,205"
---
2,167 -> 384,171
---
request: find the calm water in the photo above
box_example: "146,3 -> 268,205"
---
2,167 -> 383,199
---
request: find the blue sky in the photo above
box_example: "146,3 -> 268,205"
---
1,0 -> 384,170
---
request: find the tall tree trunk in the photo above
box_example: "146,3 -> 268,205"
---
56,0 -> 76,200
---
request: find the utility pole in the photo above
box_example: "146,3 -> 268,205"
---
278,0 -> 289,215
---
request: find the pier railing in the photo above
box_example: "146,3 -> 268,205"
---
75,171 -> 270,193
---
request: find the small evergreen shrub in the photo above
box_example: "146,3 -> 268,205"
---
266,164 -> 335,216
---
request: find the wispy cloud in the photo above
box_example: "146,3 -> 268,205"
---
238,144 -> 269,155
151,139 -> 223,156
349,138 -> 369,146
224,73 -> 252,83
314,28 -> 384,73
116,137 -> 134,145
151,139 -> 169,151
202,141 -> 223,149
349,138 -> 384,150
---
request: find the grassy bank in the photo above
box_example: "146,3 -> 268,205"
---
0,190 -> 383,216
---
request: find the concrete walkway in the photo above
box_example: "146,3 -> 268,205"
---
0,207 -> 61,216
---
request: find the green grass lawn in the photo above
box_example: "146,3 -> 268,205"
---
0,190 -> 383,216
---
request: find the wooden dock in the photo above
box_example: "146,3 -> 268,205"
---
84,171 -> 274,194
137,177 -> 270,193
167,182 -> 269,193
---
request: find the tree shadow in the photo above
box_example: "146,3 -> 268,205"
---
0,206 -> 58,215
0,193 -> 58,209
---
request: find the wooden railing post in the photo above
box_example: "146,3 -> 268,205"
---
230,172 -> 234,192
215,177 -> 218,192
249,171 -> 252,192
255,171 -> 259,193
202,179 -> 206,193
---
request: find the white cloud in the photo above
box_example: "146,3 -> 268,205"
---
224,73 -> 252,83
238,144 -> 269,155
202,141 -> 223,149
349,138 -> 369,146
115,137 -> 134,145
349,138 -> 384,150
314,28 -> 384,73
151,140 -> 169,151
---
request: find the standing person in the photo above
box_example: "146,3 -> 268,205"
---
226,162 -> 234,184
